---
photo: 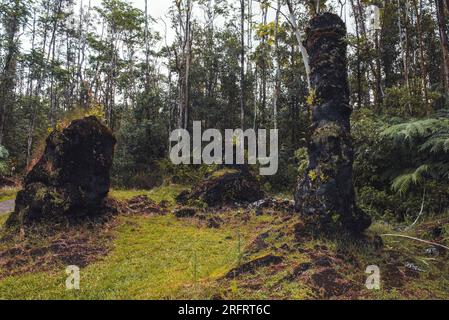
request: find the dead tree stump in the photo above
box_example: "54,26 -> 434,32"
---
294,13 -> 371,235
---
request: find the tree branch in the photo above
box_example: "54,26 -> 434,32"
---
380,233 -> 449,251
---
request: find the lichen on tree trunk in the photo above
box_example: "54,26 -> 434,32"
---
294,13 -> 371,235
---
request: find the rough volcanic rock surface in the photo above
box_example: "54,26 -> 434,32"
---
294,13 -> 371,234
7,116 -> 116,226
177,168 -> 264,207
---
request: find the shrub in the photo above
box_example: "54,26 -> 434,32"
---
0,145 -> 10,176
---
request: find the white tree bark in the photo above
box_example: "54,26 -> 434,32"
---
286,0 -> 311,90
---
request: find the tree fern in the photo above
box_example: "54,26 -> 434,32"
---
382,119 -> 446,144
419,133 -> 449,153
391,164 -> 430,195
383,111 -> 449,194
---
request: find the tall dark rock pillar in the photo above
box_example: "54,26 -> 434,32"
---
7,116 -> 116,227
294,13 -> 371,235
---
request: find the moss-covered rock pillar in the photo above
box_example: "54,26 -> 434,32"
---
294,13 -> 371,235
7,116 -> 116,227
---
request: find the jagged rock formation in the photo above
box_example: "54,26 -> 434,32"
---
294,13 -> 371,235
177,168 -> 264,207
7,116 -> 116,226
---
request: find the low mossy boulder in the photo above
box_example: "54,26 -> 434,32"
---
176,168 -> 264,207
7,116 -> 116,226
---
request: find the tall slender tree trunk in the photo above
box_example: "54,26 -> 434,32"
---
374,29 -> 383,108
436,0 -> 449,94
355,0 -> 383,106
397,0 -> 412,113
412,0 -> 430,113
106,25 -> 117,128
261,5 -> 268,121
177,0 -> 192,130
184,24 -> 191,130
349,0 -> 362,108
26,9 -> 38,169
48,0 -> 63,129
144,0 -> 151,91
286,0 -> 311,90
273,0 -> 281,129
240,0 -> 245,129
78,0 -> 91,108
0,0 -> 21,145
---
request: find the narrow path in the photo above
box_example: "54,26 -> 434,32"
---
0,199 -> 15,216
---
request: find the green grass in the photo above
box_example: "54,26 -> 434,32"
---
0,214 -> 8,227
209,168 -> 239,178
1,184 -> 448,300
110,184 -> 187,205
0,215 -> 240,299
0,187 -> 18,202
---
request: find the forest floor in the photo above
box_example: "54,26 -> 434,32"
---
0,185 -> 448,300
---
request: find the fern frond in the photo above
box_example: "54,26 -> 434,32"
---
382,119 -> 442,143
419,133 -> 449,153
432,162 -> 449,178
391,164 -> 429,195
435,108 -> 449,119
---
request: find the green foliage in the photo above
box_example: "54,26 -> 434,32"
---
0,146 -> 10,176
383,113 -> 449,194
391,165 -> 429,195
382,85 -> 441,117
0,145 -> 9,160
96,0 -> 145,33
296,147 -> 309,178
264,147 -> 301,193
383,118 -> 448,145
352,109 -> 397,187
352,109 -> 449,220
112,118 -> 168,188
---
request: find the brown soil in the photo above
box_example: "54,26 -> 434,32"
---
225,254 -> 284,279
0,216 -> 118,279
125,195 -> 168,215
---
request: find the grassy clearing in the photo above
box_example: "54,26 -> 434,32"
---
0,214 -> 243,299
0,184 -> 448,300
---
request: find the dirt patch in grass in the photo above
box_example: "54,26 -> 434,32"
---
124,195 -> 168,215
225,254 -> 284,279
282,262 -> 312,281
0,216 -> 118,280
309,267 -> 355,298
